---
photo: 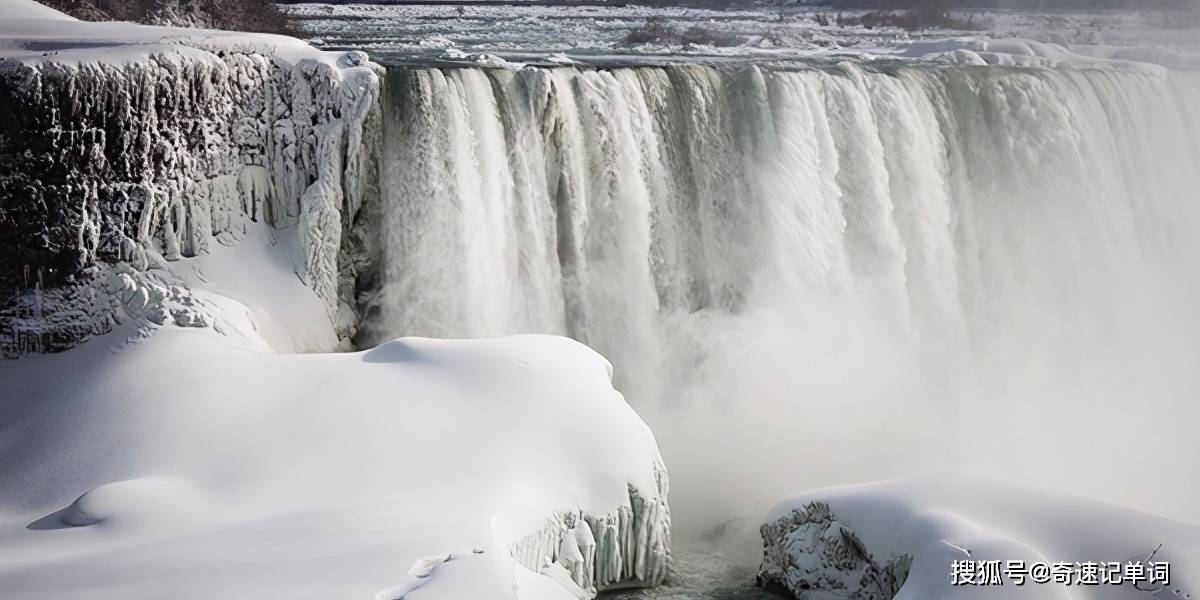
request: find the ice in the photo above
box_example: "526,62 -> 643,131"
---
285,3 -> 1200,68
0,5 -> 382,351
505,465 -> 672,596
5,0 -> 1200,598
757,500 -> 909,599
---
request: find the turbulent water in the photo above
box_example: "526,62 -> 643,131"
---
357,59 -> 1200,539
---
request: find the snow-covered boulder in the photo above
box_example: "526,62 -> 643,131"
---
759,477 -> 1196,600
758,500 -> 909,599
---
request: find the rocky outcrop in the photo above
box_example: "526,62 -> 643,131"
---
758,501 -> 910,600
508,461 -> 672,597
0,39 -> 381,353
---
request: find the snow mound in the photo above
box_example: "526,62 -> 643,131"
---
761,477 -> 1197,600
0,0 -> 73,21
27,478 -> 206,530
0,329 -> 671,599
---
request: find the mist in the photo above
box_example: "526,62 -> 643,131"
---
361,59 -> 1200,550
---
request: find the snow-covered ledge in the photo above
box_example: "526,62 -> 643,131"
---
0,329 -> 674,599
758,477 -> 1196,600
0,0 -> 381,353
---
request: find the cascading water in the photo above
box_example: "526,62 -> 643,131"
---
355,60 -> 1200,592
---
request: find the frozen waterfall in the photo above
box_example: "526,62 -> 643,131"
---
355,60 -> 1200,523
358,62 -> 1196,390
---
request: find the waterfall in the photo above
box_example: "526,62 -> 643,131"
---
358,60 -> 1200,522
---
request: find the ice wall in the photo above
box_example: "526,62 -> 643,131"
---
506,460 -> 672,595
0,39 -> 381,354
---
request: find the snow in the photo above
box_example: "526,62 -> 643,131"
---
0,0 -> 72,21
0,322 -> 671,599
761,476 -> 1198,600
286,3 -> 1200,69
0,2 -> 671,598
0,0 -> 332,65
0,0 -> 384,350
5,0 -> 1200,598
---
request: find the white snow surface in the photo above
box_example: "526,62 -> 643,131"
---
765,476 -> 1198,600
0,0 -> 327,64
0,0 -> 71,21
0,320 -> 668,599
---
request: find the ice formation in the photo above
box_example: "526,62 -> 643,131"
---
0,262 -> 251,356
757,501 -> 910,599
507,462 -> 672,596
0,18 -> 381,352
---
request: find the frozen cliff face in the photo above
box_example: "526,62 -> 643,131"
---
757,501 -> 910,600
0,20 -> 381,352
507,461 -> 672,597
0,257 -> 275,357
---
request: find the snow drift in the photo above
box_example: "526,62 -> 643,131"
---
0,329 -> 673,599
759,477 -> 1197,600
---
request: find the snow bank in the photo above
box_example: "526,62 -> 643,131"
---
0,328 -> 671,599
0,0 -> 72,21
0,5 -> 382,353
759,477 -> 1197,600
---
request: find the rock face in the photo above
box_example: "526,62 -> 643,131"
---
509,461 -> 672,597
758,501 -> 911,600
0,42 -> 381,353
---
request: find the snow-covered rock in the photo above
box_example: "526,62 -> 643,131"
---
758,500 -> 909,599
760,477 -> 1197,600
